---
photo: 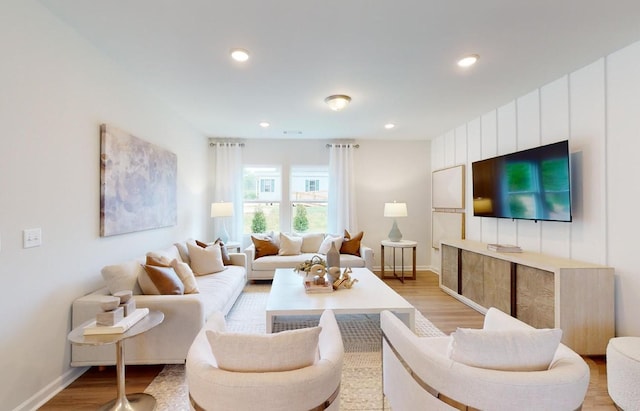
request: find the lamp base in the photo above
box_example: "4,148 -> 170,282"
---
219,223 -> 230,244
388,220 -> 403,242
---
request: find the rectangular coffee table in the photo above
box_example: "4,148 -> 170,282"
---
266,267 -> 415,333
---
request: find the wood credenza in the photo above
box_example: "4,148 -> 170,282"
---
440,239 -> 614,355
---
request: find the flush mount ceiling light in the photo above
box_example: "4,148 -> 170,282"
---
230,48 -> 250,62
259,122 -> 270,128
384,123 -> 395,129
457,54 -> 479,68
324,95 -> 351,111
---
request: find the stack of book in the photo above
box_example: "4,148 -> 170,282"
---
304,281 -> 333,293
487,244 -> 522,253
83,308 -> 149,335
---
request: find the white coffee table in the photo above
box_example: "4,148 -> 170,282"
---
266,267 -> 415,333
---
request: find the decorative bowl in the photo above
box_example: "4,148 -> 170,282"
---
100,296 -> 121,312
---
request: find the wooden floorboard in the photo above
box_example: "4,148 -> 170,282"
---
41,270 -> 614,410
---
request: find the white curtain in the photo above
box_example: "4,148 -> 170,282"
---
211,142 -> 243,242
328,144 -> 358,234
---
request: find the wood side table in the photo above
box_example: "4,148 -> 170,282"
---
68,310 -> 164,411
381,240 -> 417,283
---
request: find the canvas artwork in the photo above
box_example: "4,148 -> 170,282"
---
100,124 -> 177,237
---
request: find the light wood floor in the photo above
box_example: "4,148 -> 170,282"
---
41,270 -> 615,410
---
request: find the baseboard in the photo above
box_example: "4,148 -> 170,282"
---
12,366 -> 88,411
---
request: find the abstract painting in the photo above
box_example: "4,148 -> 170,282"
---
100,124 -> 177,237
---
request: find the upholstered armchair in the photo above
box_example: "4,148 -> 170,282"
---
186,309 -> 344,411
381,308 -> 590,411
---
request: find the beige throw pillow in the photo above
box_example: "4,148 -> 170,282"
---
101,260 -> 144,295
318,235 -> 343,255
206,326 -> 322,372
448,327 -> 563,371
171,259 -> 199,294
279,232 -> 303,256
300,233 -> 325,253
187,242 -> 226,275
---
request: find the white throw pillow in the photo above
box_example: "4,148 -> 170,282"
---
187,242 -> 225,275
448,327 -> 563,371
300,233 -> 325,253
318,235 -> 343,255
101,260 -> 144,294
206,326 -> 322,372
279,232 -> 303,256
171,259 -> 200,294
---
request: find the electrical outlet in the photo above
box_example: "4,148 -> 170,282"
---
23,228 -> 42,248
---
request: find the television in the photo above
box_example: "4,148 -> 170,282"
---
471,140 -> 572,222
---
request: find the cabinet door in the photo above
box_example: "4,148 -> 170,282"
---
461,250 -> 484,305
516,265 -> 554,328
441,245 -> 459,291
483,257 -> 511,314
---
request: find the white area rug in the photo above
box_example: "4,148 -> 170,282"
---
144,283 -> 444,410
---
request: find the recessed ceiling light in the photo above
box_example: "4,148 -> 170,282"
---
259,122 -> 270,128
230,48 -> 250,62
457,54 -> 479,68
324,95 -> 351,111
384,123 -> 395,129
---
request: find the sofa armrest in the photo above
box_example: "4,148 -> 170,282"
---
360,245 -> 374,270
228,252 -> 247,269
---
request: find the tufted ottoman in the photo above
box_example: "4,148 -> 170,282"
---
607,337 -> 640,410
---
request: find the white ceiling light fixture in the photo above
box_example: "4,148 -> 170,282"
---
259,121 -> 270,128
457,54 -> 479,68
324,94 -> 352,111
384,123 -> 395,129
230,48 -> 250,62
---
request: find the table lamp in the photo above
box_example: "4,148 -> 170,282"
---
384,201 -> 407,242
211,201 -> 234,243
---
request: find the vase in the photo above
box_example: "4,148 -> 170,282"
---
327,240 -> 340,269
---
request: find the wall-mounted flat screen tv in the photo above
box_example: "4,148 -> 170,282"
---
472,140 -> 572,222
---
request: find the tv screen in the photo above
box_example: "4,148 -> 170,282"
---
472,140 -> 572,222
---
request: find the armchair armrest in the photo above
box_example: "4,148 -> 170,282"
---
228,252 -> 247,269
360,245 -> 374,270
244,244 -> 256,266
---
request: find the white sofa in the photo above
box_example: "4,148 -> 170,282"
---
245,232 -> 374,280
186,309 -> 344,411
71,241 -> 247,366
381,307 -> 590,411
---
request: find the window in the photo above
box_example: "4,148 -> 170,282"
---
243,167 -> 281,233
291,167 -> 328,233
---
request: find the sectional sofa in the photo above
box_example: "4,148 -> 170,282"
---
70,240 -> 247,366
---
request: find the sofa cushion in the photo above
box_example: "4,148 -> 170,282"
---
195,266 -> 245,316
341,230 -> 364,256
300,233 -> 325,253
448,327 -> 563,371
206,326 -> 322,372
188,242 -> 226,275
318,235 -> 343,255
101,260 -> 144,295
279,232 -> 303,256
251,235 -> 279,258
140,264 -> 185,295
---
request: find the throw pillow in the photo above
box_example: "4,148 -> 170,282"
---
279,232 -> 303,256
318,235 -> 343,255
145,254 -> 171,267
251,235 -> 279,259
174,239 -> 195,265
206,326 -> 322,372
171,259 -> 199,294
101,260 -> 144,295
447,327 -> 563,371
187,242 -> 226,275
341,230 -> 364,256
213,238 -> 233,265
300,233 -> 325,253
140,264 -> 185,295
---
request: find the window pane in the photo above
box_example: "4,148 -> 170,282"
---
290,167 -> 328,201
244,166 -> 281,201
292,202 -> 327,233
244,202 -> 280,234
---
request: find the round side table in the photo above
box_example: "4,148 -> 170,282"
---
68,310 -> 164,411
381,240 -> 417,283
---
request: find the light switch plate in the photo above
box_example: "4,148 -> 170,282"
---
23,228 -> 42,248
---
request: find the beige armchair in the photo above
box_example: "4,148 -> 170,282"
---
381,308 -> 590,411
186,309 -> 344,411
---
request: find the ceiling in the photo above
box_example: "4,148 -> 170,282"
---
39,0 -> 640,141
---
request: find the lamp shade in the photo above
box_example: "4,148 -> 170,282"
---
383,202 -> 407,218
211,202 -> 234,218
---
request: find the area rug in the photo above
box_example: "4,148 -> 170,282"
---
144,283 -> 445,410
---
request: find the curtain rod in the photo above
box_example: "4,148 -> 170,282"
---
209,142 -> 245,147
326,143 -> 359,148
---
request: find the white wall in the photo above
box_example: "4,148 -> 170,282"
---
431,39 -> 640,337
0,2 -> 208,410
223,139 -> 431,269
